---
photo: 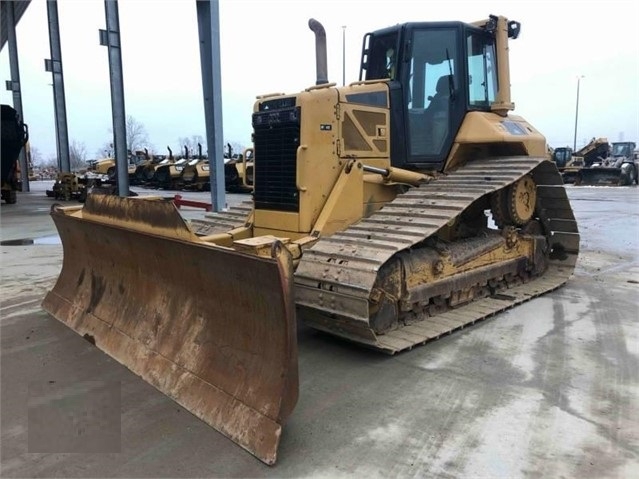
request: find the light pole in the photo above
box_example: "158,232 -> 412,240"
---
573,75 -> 584,151
342,26 -> 346,86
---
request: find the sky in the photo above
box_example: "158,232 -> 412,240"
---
1,0 -> 638,162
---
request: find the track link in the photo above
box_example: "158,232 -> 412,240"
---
294,157 -> 579,353
189,200 -> 253,235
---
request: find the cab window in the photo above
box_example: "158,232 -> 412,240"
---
466,32 -> 497,108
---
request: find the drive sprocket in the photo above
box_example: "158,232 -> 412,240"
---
490,175 -> 536,227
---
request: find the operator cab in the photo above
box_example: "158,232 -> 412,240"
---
552,147 -> 573,168
360,18 -> 516,170
611,142 -> 636,159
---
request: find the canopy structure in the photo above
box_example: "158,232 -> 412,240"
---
0,1 -> 31,52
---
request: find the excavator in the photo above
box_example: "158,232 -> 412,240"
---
42,15 -> 579,465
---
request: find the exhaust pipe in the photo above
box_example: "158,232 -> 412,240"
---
167,146 -> 173,160
198,143 -> 203,159
308,18 -> 328,85
184,145 -> 189,159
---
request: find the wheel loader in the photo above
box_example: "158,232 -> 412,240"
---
578,141 -> 638,186
552,137 -> 610,184
42,15 -> 579,465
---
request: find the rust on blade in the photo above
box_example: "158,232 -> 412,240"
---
42,195 -> 298,465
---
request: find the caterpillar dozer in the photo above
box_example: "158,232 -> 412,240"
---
224,143 -> 254,193
42,15 -> 579,465
180,145 -> 211,191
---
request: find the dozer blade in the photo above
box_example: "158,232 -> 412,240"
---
41,195 -> 298,465
578,167 -> 623,186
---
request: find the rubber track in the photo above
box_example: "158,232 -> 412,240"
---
294,157 -> 579,353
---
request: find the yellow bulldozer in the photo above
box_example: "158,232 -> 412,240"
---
88,149 -> 150,182
224,143 -> 254,192
150,146 -> 190,190
179,144 -> 212,191
42,15 -> 578,465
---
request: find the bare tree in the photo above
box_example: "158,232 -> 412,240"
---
126,116 -> 150,153
29,146 -> 43,166
43,154 -> 58,169
177,134 -> 205,157
69,140 -> 88,171
103,117 -> 149,155
95,142 -> 114,159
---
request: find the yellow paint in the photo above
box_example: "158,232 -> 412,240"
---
404,236 -> 536,290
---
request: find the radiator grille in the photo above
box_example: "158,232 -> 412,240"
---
252,107 -> 300,212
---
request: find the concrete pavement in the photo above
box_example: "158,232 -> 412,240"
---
1,182 -> 638,478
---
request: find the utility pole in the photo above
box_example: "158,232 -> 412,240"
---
342,26 -> 346,86
573,75 -> 584,151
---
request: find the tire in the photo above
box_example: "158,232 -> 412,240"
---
619,164 -> 635,186
107,167 -> 116,180
2,188 -> 17,204
154,168 -> 170,189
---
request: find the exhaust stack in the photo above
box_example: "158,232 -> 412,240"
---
308,19 -> 328,85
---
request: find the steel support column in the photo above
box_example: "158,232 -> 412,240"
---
196,0 -> 225,212
100,0 -> 129,196
5,1 -> 29,192
45,0 -> 70,173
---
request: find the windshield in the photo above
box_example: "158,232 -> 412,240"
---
612,143 -> 633,157
405,28 -> 459,157
553,148 -> 571,166
130,154 -> 146,165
